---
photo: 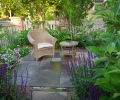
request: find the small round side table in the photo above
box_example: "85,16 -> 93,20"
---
60,41 -> 78,58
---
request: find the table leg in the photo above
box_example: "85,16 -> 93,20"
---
61,46 -> 63,58
72,46 -> 74,58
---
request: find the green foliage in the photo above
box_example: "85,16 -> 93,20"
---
85,1 -> 120,98
95,0 -> 120,33
0,68 -> 16,100
47,27 -> 70,48
13,30 -> 30,47
95,3 -> 104,11
95,70 -> 120,92
74,19 -> 110,47
19,46 -> 29,57
0,30 -> 30,65
61,0 -> 94,26
45,12 -> 54,20
86,33 -> 120,99
71,66 -> 92,100
0,24 -> 3,29
0,0 -> 22,17
75,29 -> 108,47
76,28 -> 120,48
0,66 -> 30,100
65,0 -> 120,99
0,0 -> 61,20
0,30 -> 30,49
3,30 -> 30,49
94,69 -> 120,100
0,49 -> 19,65
0,45 -> 6,54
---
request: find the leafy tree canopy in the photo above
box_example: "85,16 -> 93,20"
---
61,0 -> 94,26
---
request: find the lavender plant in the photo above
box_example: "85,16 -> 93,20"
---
0,64 -> 32,100
64,51 -> 106,100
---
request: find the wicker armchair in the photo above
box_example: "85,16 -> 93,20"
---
27,28 -> 57,61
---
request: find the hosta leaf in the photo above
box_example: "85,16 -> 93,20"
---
93,67 -> 107,79
100,96 -> 111,100
95,78 -> 115,92
96,10 -> 115,19
93,57 -> 107,65
106,42 -> 116,54
113,93 -> 120,98
105,70 -> 120,85
86,46 -> 104,56
117,52 -> 120,56
118,31 -> 120,35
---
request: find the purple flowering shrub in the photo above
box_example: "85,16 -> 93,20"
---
64,51 -> 106,100
0,64 -> 32,100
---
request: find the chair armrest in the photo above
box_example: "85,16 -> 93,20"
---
49,36 -> 57,44
27,34 -> 35,45
32,41 -> 40,50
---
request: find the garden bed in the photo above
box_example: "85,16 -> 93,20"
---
0,63 -> 32,100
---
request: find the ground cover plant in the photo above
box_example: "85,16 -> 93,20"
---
78,0 -> 120,99
65,51 -> 107,100
0,29 -> 30,66
0,25 -> 31,99
64,0 -> 120,99
47,27 -> 70,48
87,1 -> 120,99
0,49 -> 19,66
65,31 -> 120,99
87,41 -> 120,99
95,0 -> 120,33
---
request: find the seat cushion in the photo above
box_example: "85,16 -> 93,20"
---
38,43 -> 53,49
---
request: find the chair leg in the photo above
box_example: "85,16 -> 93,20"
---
52,47 -> 55,58
61,47 -> 63,58
36,57 -> 38,62
52,54 -> 54,58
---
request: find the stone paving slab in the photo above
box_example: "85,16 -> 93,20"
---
16,51 -> 73,95
17,53 -> 73,87
14,50 -> 79,100
60,71 -> 72,88
33,91 -> 67,100
15,50 -> 89,99
16,61 -> 61,87
28,69 -> 60,87
21,54 -> 35,61
15,62 -> 30,77
22,51 -> 61,61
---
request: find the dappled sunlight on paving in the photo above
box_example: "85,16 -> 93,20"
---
15,50 -> 90,99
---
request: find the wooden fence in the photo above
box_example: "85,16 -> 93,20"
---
0,19 -> 30,47
47,19 -> 106,31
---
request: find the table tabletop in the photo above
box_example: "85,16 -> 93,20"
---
60,41 -> 78,47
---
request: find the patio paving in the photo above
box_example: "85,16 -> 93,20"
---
14,49 -> 90,100
15,51 -> 73,100
16,51 -> 71,87
13,48 -> 92,100
33,91 -> 67,100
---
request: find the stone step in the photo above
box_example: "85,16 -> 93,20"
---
32,86 -> 73,92
32,91 -> 68,100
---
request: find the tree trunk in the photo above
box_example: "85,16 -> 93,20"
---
42,12 -> 46,28
1,12 -> 4,17
8,10 -> 12,17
